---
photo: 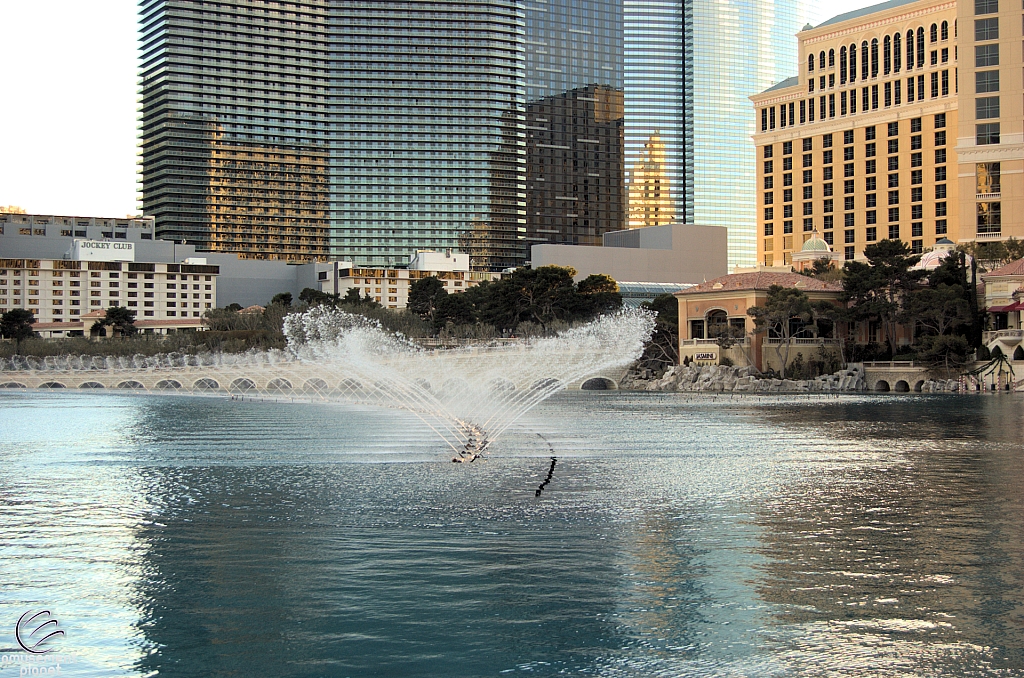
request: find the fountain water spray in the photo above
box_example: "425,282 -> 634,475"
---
1,308 -> 656,455
281,307 -> 655,456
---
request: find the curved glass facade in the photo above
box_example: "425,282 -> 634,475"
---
625,0 -> 817,269
328,1 -> 526,271
139,0 -> 331,262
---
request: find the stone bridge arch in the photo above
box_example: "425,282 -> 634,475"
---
581,377 -> 617,390
116,380 -> 146,389
38,381 -> 67,389
266,378 -> 293,393
155,379 -> 182,390
193,378 -> 220,391
864,365 -> 931,394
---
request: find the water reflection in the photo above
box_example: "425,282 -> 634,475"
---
753,396 -> 1024,673
1,392 -> 1022,676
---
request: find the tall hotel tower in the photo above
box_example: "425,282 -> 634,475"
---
141,0 -> 622,270
139,1 -> 331,261
331,0 -> 622,269
329,0 -> 527,270
624,0 -> 816,269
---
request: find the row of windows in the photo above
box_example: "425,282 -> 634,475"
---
0,307 -> 206,318
766,134 -> 943,166
764,202 -> 946,222
767,224 -> 945,247
764,116 -> 945,156
762,116 -> 945,156
766,218 -> 948,238
766,166 -> 948,191
807,21 -> 952,77
766,206 -> 993,240
763,149 -> 948,179
762,73 -> 951,130
765,237 -> 938,263
766,182 -> 946,205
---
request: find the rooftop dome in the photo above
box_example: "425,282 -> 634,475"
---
914,242 -> 972,270
801,230 -> 831,253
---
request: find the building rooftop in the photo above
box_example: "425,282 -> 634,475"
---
762,76 -> 799,94
676,272 -> 843,295
816,0 -> 921,28
983,258 -> 1024,278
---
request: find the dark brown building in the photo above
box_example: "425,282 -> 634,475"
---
526,85 -> 625,249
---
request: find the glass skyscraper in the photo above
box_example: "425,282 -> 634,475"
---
139,0 -> 331,261
141,0 -> 802,270
330,0 -> 623,269
141,1 -> 622,270
625,0 -> 816,269
523,0 -> 624,250
328,1 -> 526,270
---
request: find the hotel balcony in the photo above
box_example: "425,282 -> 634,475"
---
681,338 -> 750,346
983,329 -> 1024,345
762,338 -> 841,346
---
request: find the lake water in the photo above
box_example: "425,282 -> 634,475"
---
1,391 -> 1022,677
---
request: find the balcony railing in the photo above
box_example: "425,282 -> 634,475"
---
681,338 -> 749,346
976,231 -> 1003,240
763,338 -> 841,346
863,360 -> 917,367
976,193 -> 1001,200
983,329 -> 1024,344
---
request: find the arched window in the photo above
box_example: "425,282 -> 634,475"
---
861,41 -> 869,80
828,48 -> 835,67
883,35 -> 891,74
840,46 -> 847,83
706,310 -> 729,339
907,30 -> 914,68
894,32 -> 902,71
930,23 -> 938,42
849,44 -> 857,82
871,38 -> 879,77
917,27 -> 925,64
819,51 -> 826,70
808,54 -> 815,72
941,21 -> 948,40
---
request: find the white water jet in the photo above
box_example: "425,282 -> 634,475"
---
1,308 -> 656,455
281,307 -> 655,455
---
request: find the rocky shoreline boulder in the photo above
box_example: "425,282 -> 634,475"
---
622,364 -> 962,393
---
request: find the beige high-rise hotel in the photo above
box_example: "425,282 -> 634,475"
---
750,0 -> 1023,267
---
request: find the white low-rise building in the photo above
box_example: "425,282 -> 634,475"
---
0,242 -> 219,337
316,251 -> 499,309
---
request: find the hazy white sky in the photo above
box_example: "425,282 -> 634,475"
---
0,0 -> 877,218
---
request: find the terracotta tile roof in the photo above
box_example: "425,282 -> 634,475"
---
675,271 -> 843,295
982,258 -> 1024,278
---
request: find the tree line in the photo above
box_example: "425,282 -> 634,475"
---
746,240 -> 982,378
204,265 -> 622,340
